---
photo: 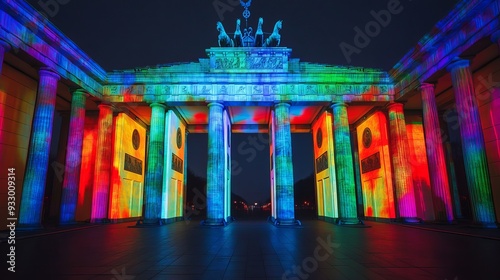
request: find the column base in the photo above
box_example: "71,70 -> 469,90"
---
135,218 -> 164,227
269,217 -> 302,227
16,223 -> 44,231
336,218 -> 365,226
395,217 -> 422,224
90,218 -> 110,224
58,221 -> 79,226
202,218 -> 227,226
470,222 -> 498,229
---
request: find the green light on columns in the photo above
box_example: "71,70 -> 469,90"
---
448,59 -> 497,227
59,89 -> 87,224
142,103 -> 166,224
19,68 -> 60,229
274,103 -> 296,225
332,103 -> 360,225
205,102 -> 226,226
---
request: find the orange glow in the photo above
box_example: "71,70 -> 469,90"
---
357,112 -> 395,218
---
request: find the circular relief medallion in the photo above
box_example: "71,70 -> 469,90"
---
176,127 -> 182,149
132,129 -> 140,150
362,127 -> 372,148
316,128 -> 323,149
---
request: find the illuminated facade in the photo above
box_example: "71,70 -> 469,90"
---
0,0 -> 499,229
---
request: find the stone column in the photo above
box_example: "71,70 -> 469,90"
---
205,102 -> 225,226
274,103 -> 296,225
19,68 -> 60,228
387,102 -> 419,222
420,83 -> 454,222
332,103 -> 360,224
59,89 -> 87,224
0,39 -> 11,74
90,104 -> 114,223
141,103 -> 166,225
447,58 -> 497,227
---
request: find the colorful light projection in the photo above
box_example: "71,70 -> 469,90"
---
357,112 -> 395,219
59,90 -> 86,224
273,103 -> 295,224
448,59 -> 496,226
269,111 -> 277,218
420,83 -> 454,222
143,103 -> 166,223
205,102 -> 226,225
223,110 -> 232,222
0,65 -> 37,229
406,120 -> 435,221
19,69 -> 59,228
162,110 -> 186,220
109,113 -> 146,220
332,103 -> 358,224
90,104 -> 114,223
76,116 -> 98,221
312,110 -> 338,220
387,103 -> 418,221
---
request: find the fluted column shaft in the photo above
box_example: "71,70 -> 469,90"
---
90,104 -> 114,223
332,103 -> 358,223
59,89 -> 87,224
19,68 -> 60,228
143,103 -> 166,223
448,59 -> 496,226
387,102 -> 418,220
206,102 -> 225,225
420,84 -> 454,222
274,103 -> 295,224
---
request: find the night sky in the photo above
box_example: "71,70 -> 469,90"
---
26,0 -> 459,203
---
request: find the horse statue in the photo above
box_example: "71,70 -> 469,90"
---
234,19 -> 243,47
263,20 -> 282,47
255,17 -> 264,47
217,21 -> 234,47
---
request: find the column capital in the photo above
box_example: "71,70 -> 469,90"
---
207,101 -> 224,109
97,103 -> 115,111
419,83 -> 435,90
150,102 -> 167,110
331,102 -> 347,109
39,67 -> 60,81
71,88 -> 89,97
446,58 -> 471,72
386,102 -> 405,111
275,102 -> 291,109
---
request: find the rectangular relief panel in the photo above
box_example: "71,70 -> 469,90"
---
357,112 -> 395,219
312,111 -> 338,219
109,113 -> 146,220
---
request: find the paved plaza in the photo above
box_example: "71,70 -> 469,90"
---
2,219 -> 499,279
